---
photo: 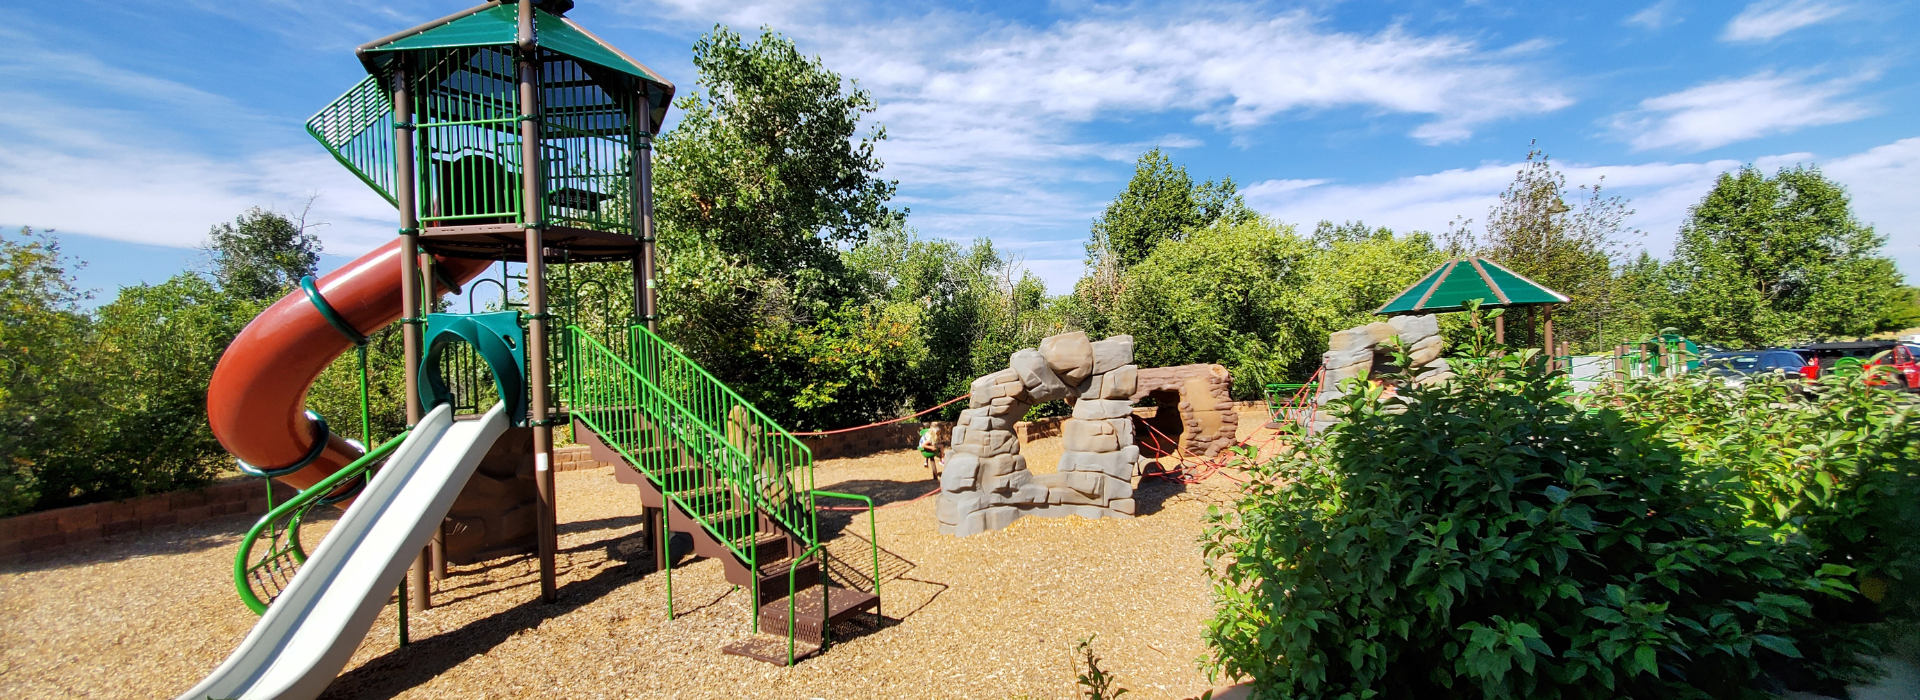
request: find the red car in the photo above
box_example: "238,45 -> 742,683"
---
1796,341 -> 1920,390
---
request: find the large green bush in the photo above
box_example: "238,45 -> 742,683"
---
1202,313 -> 1901,699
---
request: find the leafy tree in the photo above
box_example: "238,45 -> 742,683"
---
1107,218 -> 1312,394
1296,221 -> 1449,374
654,26 -> 901,296
1875,285 -> 1920,334
1458,147 -> 1636,351
204,206 -> 322,301
1075,149 -> 1256,338
0,228 -> 94,515
68,275 -> 262,506
1662,165 -> 1906,346
1088,148 -> 1254,271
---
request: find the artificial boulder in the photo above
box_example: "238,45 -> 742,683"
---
938,332 -> 1146,537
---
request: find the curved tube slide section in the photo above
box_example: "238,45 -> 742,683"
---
179,402 -> 509,700
207,240 -> 490,493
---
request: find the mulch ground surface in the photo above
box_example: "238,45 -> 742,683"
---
0,411 -> 1278,699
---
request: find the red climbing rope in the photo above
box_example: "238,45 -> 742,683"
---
789,394 -> 970,436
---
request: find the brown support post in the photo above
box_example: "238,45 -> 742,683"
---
419,251 -> 449,581
393,65 -> 434,614
519,0 -> 558,604
631,92 -> 664,565
1494,314 -> 1506,345
1542,305 -> 1555,370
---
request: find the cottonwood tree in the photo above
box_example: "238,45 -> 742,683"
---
1662,165 -> 1906,346
1459,146 -> 1637,351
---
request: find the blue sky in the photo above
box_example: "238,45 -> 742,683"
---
2,0 -> 1915,299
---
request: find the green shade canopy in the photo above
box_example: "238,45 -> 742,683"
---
356,3 -> 674,122
1376,257 -> 1570,315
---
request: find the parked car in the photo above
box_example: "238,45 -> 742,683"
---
1698,350 -> 1809,387
1794,341 -> 1920,390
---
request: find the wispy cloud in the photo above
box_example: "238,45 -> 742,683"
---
1608,71 -> 1873,152
1242,139 -> 1920,275
1627,0 -> 1682,29
1723,0 -> 1847,42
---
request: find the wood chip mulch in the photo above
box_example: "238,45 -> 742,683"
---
0,410 -> 1276,699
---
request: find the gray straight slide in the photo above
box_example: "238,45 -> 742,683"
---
179,402 -> 509,700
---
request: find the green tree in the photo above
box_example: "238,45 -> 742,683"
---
1459,147 -> 1636,351
639,26 -> 908,425
1107,218 -> 1313,394
1075,148 -> 1255,337
1662,166 -> 1905,346
204,206 -> 322,301
66,275 -> 262,507
0,228 -> 95,514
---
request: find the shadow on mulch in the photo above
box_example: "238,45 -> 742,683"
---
321,535 -> 663,700
1131,476 -> 1191,516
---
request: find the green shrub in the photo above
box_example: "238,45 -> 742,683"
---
1598,359 -> 1920,653
1201,311 -> 1890,699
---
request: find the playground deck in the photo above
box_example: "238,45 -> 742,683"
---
0,424 -> 1267,700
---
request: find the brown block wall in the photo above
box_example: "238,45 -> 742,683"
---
0,478 -> 297,561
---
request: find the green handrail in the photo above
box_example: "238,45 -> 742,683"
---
233,431 -> 410,615
786,541 -> 825,666
565,329 -> 774,565
623,324 -> 815,542
810,490 -> 881,619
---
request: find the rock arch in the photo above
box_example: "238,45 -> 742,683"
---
937,332 -> 1145,537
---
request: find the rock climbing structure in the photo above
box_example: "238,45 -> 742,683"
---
938,332 -> 1145,537
1131,364 -> 1237,458
1310,314 -> 1452,434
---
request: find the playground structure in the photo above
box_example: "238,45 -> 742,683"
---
187,3 -> 878,698
938,332 -> 1146,537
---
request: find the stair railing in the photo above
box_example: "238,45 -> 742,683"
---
563,327 -> 814,561
623,324 -> 816,544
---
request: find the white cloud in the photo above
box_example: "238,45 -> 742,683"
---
1723,0 -> 1847,42
0,91 -> 396,255
1610,71 -> 1873,152
1627,0 -> 1682,29
1242,138 -> 1920,279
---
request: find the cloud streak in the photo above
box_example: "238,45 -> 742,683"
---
1723,0 -> 1848,42
1609,71 -> 1873,152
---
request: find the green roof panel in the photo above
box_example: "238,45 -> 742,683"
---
1375,256 -> 1570,315
1376,264 -> 1446,314
366,5 -> 518,53
364,5 -> 668,86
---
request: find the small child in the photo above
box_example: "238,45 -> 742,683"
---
917,424 -> 944,479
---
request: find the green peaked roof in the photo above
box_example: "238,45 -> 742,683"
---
358,3 -> 673,88
1376,257 -> 1570,315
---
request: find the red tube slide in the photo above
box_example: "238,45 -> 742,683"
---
207,239 -> 491,494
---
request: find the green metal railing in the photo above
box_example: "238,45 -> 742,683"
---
564,327 -> 816,557
234,432 -> 410,615
306,75 -> 398,205
622,324 -> 816,542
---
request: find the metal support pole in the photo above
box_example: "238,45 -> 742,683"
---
638,109 -> 659,335
519,0 -> 558,603
394,64 -> 433,614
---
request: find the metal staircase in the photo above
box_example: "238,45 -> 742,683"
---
563,324 -> 879,665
